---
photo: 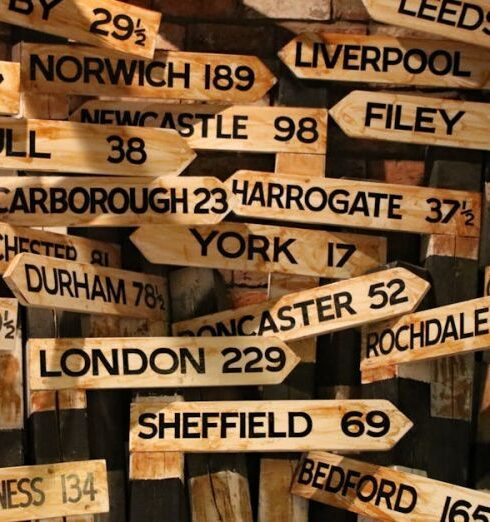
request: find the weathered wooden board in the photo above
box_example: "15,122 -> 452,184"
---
0,176 -> 229,227
331,91 -> 490,152
362,0 -> 490,50
485,266 -> 490,296
0,298 -> 17,351
130,399 -> 412,452
0,61 -> 20,115
0,459 -> 108,522
292,451 -> 490,520
361,296 -> 490,370
173,267 -> 430,341
279,33 -> 490,89
4,253 -> 167,320
20,44 -> 277,103
130,223 -> 387,279
0,0 -> 160,58
0,118 -> 194,176
28,336 -> 299,390
228,170 -> 480,237
0,224 -> 121,273
70,101 -> 328,155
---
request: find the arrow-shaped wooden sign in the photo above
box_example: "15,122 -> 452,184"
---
0,298 -> 18,351
361,296 -> 490,371
0,0 -> 161,58
70,101 -> 328,155
0,176 -> 229,227
131,223 -> 387,279
362,0 -> 490,50
21,44 -> 277,103
279,33 -> 490,89
485,266 -> 490,296
0,61 -> 19,115
3,253 -> 167,320
173,267 -> 430,341
0,118 -> 194,176
227,170 -> 480,237
330,90 -> 490,151
0,459 -> 108,522
292,451 -> 490,521
130,399 -> 412,453
28,336 -> 299,390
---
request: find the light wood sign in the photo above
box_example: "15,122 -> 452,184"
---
0,61 -> 20,115
130,399 -> 412,452
361,296 -> 490,370
28,336 -> 299,390
0,118 -> 194,176
362,0 -> 490,50
0,223 -> 121,273
131,223 -> 387,279
279,33 -> 490,89
70,101 -> 328,155
330,90 -> 490,152
21,44 -> 277,103
4,253 -> 167,320
0,176 -> 229,227
0,459 -> 108,522
0,298 -> 18,351
227,170 -> 480,237
0,0 -> 161,58
292,451 -> 490,521
485,266 -> 490,296
173,267 -> 430,341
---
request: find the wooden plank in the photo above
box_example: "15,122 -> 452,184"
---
21,44 -> 277,103
71,102 -> 328,155
0,322 -> 23,430
0,0 -> 161,58
0,118 -> 195,176
279,33 -> 490,88
0,61 -> 19,115
228,170 -> 480,237
173,266 -> 430,340
131,223 -> 387,278
0,298 -> 17,351
4,253 -> 167,320
130,399 -> 412,452
292,450 -> 490,520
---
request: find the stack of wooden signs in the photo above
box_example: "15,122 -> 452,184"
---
0,0 -> 489,520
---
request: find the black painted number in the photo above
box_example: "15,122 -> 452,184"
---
326,243 -> 356,268
107,135 -> 147,165
341,410 -> 390,438
61,472 -> 98,504
368,278 -> 408,310
0,310 -> 15,340
204,65 -> 254,91
426,198 -> 474,226
194,188 -> 229,215
90,8 -> 146,46
274,117 -> 319,144
90,250 -> 109,267
133,282 -> 165,310
221,347 -> 286,373
440,497 -> 490,521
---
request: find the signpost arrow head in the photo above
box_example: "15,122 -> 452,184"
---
329,90 -> 367,139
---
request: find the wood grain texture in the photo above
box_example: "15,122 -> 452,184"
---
0,61 -> 19,115
0,298 -> 17,351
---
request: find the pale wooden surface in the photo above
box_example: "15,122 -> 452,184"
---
0,61 -> 19,115
0,324 -> 23,428
0,298 -> 17,351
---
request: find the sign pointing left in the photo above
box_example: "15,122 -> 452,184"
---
0,61 -> 19,115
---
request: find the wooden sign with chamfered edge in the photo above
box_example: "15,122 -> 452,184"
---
0,298 -> 18,351
0,61 -> 20,115
0,176 -> 230,227
279,33 -> 490,89
0,118 -> 195,176
0,0 -> 161,58
330,90 -> 490,152
362,0 -> 490,50
21,43 -> 277,103
228,170 -> 480,237
70,101 -> 328,155
28,336 -> 299,390
3,253 -> 167,320
130,399 -> 412,453
292,451 -> 490,521
173,267 -> 430,341
485,266 -> 490,296
0,459 -> 108,522
361,296 -> 490,371
130,223 -> 387,279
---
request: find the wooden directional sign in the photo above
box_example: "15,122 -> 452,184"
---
0,118 -> 194,176
0,298 -> 18,351
292,451 -> 490,521
0,61 -> 20,115
130,399 -> 412,453
0,176 -> 229,227
28,336 -> 299,390
173,267 -> 430,341
485,266 -> 490,296
361,296 -> 490,370
70,101 -> 328,154
0,459 -> 108,522
131,223 -> 387,279
21,44 -> 277,103
331,90 -> 490,152
0,223 -> 121,273
279,33 -> 490,89
0,0 -> 161,58
3,253 -> 167,320
228,170 -> 481,237
362,0 -> 490,50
